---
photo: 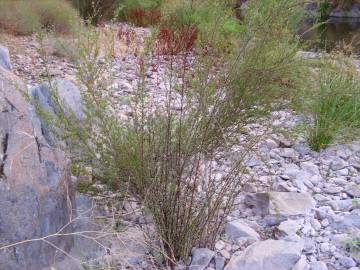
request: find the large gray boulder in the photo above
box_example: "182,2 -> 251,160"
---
0,66 -> 75,270
245,192 -> 315,216
225,239 -> 304,270
0,44 -> 11,71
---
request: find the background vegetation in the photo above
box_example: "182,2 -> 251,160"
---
5,0 -> 359,267
0,0 -> 80,35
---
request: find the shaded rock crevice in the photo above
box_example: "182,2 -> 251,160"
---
34,135 -> 42,163
0,132 -> 9,179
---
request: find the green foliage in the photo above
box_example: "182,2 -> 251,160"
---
76,181 -> 101,194
71,0 -> 118,24
305,56 -> 360,151
345,236 -> 360,256
222,0 -> 307,130
0,0 -> 80,35
0,1 -> 41,35
161,0 -> 241,47
114,0 -> 162,23
34,0 -> 313,266
37,0 -> 80,33
318,0 -> 331,21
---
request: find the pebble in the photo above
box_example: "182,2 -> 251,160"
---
320,243 -> 330,253
321,219 -> 330,227
330,158 -> 348,171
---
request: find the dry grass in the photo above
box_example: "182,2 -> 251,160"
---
0,0 -> 80,35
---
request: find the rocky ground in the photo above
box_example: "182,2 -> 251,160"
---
2,23 -> 360,270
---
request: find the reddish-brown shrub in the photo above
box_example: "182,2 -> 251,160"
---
156,25 -> 198,55
127,8 -> 162,27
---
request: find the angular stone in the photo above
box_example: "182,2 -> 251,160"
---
323,184 -> 343,194
300,162 -> 320,177
329,199 -> 359,211
225,239 -> 304,270
340,214 -> 360,229
309,261 -> 328,270
279,148 -> 298,159
330,157 -> 348,171
283,164 -> 300,179
292,256 -> 310,270
225,219 -> 260,241
345,183 -> 360,198
0,44 -> 11,71
338,256 -> 356,268
189,248 -> 215,270
245,192 -> 315,216
273,180 -> 298,192
29,79 -> 84,145
278,219 -> 302,236
0,67 -> 74,269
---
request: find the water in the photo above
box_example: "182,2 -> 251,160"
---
300,18 -> 360,55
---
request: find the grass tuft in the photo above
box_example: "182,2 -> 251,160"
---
306,56 -> 360,151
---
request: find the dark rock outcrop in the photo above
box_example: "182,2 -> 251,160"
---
0,62 -> 75,269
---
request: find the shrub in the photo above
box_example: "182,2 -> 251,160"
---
305,56 -> 360,151
156,24 -> 198,55
34,0 -> 310,266
0,1 -> 41,35
34,0 -> 80,34
114,0 -> 162,26
215,0 -> 308,134
0,0 -> 80,35
71,0 -> 118,24
35,26 -> 251,266
126,8 -> 162,27
160,0 -> 241,49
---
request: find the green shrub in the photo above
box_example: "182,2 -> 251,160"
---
161,0 -> 241,48
71,0 -> 118,24
34,0 -> 80,34
217,0 -> 307,133
34,0 -> 310,266
0,0 -> 80,35
306,56 -> 360,151
0,1 -> 41,35
318,0 -> 331,21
